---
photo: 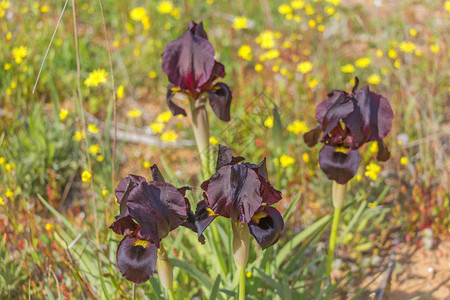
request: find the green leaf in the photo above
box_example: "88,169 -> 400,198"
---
209,275 -> 221,300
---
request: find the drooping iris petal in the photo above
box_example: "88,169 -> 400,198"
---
115,175 -> 146,215
116,236 -> 157,284
166,84 -> 187,116
161,24 -> 215,92
201,164 -> 263,223
181,210 -> 206,244
244,158 -> 282,205
319,145 -> 361,184
376,140 -> 390,162
215,144 -> 244,171
151,164 -> 165,182
207,82 -> 232,122
303,127 -> 323,147
126,181 -> 189,247
248,206 -> 284,250
109,215 -> 138,235
194,200 -> 218,237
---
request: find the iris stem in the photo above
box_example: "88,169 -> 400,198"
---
168,288 -> 175,300
325,182 -> 346,279
238,265 -> 246,300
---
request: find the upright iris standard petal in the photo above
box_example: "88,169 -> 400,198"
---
248,206 -> 284,250
207,82 -> 232,121
319,145 -> 361,184
215,144 -> 244,171
115,175 -> 146,215
161,22 -> 215,93
116,236 -> 158,284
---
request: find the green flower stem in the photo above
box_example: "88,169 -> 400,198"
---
187,99 -> 212,179
325,182 -> 346,279
167,288 -> 175,300
238,265 -> 246,300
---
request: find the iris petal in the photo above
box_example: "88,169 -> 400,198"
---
215,144 -> 244,171
319,92 -> 354,137
109,215 -> 138,235
248,206 -> 284,250
194,200 -> 218,238
166,84 -> 187,116
116,236 -> 157,284
319,145 -> 361,184
115,175 -> 146,215
376,140 -> 390,162
303,127 -> 323,147
151,164 -> 165,182
207,82 -> 232,122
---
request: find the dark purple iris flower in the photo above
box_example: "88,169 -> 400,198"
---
109,165 -> 202,284
195,145 -> 284,249
303,78 -> 394,184
162,21 -> 232,121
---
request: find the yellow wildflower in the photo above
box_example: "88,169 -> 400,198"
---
157,1 -> 173,14
341,64 -> 354,73
4,164 -> 11,172
171,8 -> 180,19
206,0 -> 213,4
130,7 -> 147,21
149,122 -> 165,134
246,271 -> 252,278
365,162 -> 381,181
415,49 -> 422,57
305,4 -> 315,15
12,46 -> 28,64
302,153 -> 310,163
81,170 -> 92,182
291,0 -> 305,9
10,163 -> 15,169
5,189 -> 13,198
399,41 -> 415,53
0,1 -> 10,9
84,69 -> 108,87
0,157 -> 4,164
376,50 -> 383,57
87,124 -> 99,134
256,31 -> 276,49
96,155 -> 104,162
445,1 -> 450,12
156,111 -> 172,123
6,32 -> 11,40
233,16 -> 248,30
325,6 -> 335,15
238,45 -> 252,61
127,109 -> 142,118
367,74 -> 381,85
297,61 -> 313,74
318,25 -> 325,32
388,49 -> 397,59
355,57 -> 371,68
41,5 -> 50,12
4,63 -> 11,70
10,81 -> 16,89
400,157 -> 408,165
287,120 -> 309,134
272,65 -> 279,72
264,116 -> 273,128
209,136 -> 219,146
89,144 -> 101,155
308,20 -> 316,28
117,85 -> 124,99
45,223 -> 54,231
409,28 -> 417,37
280,155 -> 295,168
278,4 -> 292,15
59,108 -> 68,120
143,161 -> 151,169
102,189 -> 108,196
161,130 -> 178,143
381,68 -> 388,75
255,64 -> 263,72
369,142 -> 378,153
0,197 -> 3,206
294,15 -> 302,22
430,44 -> 439,53
356,174 -> 362,181
394,60 -> 401,68
73,130 -> 85,141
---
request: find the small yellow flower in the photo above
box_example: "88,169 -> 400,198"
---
0,157 -> 4,164
59,108 -> 68,120
40,5 -> 50,12
365,162 -> 381,181
157,111 -> 172,123
388,49 -> 397,59
294,15 -> 302,22
102,189 -> 108,196
305,3 -> 315,15
0,197 -> 3,206
96,155 -> 104,162
308,20 -> 316,28
117,85 -> 124,99
340,64 -> 355,73
143,161 -> 151,169
254,64 -> 263,72
369,142 -> 378,153
394,60 -> 401,69
209,136 -> 219,146
297,61 -> 313,74
0,1 -> 10,10
264,116 -> 273,128
12,46 -> 28,64
157,1 -> 173,14
287,120 -> 309,134
84,69 -> 108,87
206,0 -> 213,4
4,63 -> 11,70
88,124 -> 99,134
400,156 -> 408,165
280,155 -> 295,168
73,130 -> 85,141
89,144 -> 101,155
256,31 -> 276,49
430,44 -> 439,53
302,153 -> 310,163
356,174 -> 362,181
5,189 -> 14,198
278,4 -> 292,15
233,16 -> 248,30
381,68 -> 388,75
171,8 -> 180,19
238,45 -> 252,61
127,109 -> 142,118
130,7 -> 147,21
415,49 -> 422,57
81,170 -> 92,182
149,122 -> 165,134
10,81 -> 16,89
45,223 -> 54,231
355,57 -> 371,68
376,49 -> 383,57
399,41 -> 415,53
367,74 -> 381,85
6,32 -> 12,40
4,164 -> 11,172
149,71 -> 157,78
445,1 -> 450,12
409,28 -> 417,37
161,130 -> 178,143
324,6 -> 335,15
246,271 -> 252,278
291,0 -> 305,9
367,202 -> 377,208
317,25 -> 325,32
